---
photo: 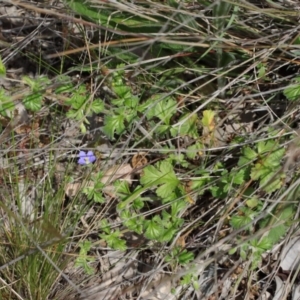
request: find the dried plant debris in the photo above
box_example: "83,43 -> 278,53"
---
280,237 -> 300,272
3,0 -> 300,299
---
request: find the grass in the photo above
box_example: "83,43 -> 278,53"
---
1,0 -> 300,299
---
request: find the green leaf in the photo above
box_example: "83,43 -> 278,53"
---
238,146 -> 257,166
166,153 -> 189,167
141,161 -> 180,198
284,77 -> 300,101
133,197 -> 144,209
23,93 -> 42,111
144,217 -> 162,240
257,140 -> 276,154
191,174 -> 210,190
257,62 -> 266,79
90,100 -> 104,114
209,184 -> 227,198
113,85 -> 131,98
120,209 -> 131,221
259,171 -> 283,193
0,56 -> 6,76
230,214 -> 253,230
262,204 -> 294,246
99,230 -> 127,250
155,124 -> 171,135
159,225 -> 177,242
0,88 -> 14,117
293,37 -> 300,45
124,95 -> 139,108
93,192 -> 105,203
240,248 -> 247,260
243,146 -> 257,159
147,95 -> 177,125
114,181 -> 131,199
83,186 -> 95,200
255,237 -> 273,251
263,148 -> 285,167
22,76 -> 37,90
246,198 -> 259,209
111,98 -> 124,106
56,84 -> 73,94
75,241 -> 95,275
250,163 -> 270,181
186,142 -> 203,159
240,206 -> 256,217
180,273 -> 192,285
228,247 -> 237,255
102,114 -> 125,139
171,200 -> 188,217
80,122 -> 87,134
232,169 -> 246,184
68,87 -> 87,109
173,113 -> 199,138
279,203 -> 295,220
99,219 -> 111,234
202,110 -> 215,130
266,225 -> 287,246
22,76 -> 50,92
66,109 -> 77,119
123,109 -> 137,123
75,258 -> 94,275
121,212 -> 144,234
75,0 -> 162,31
178,250 -> 194,264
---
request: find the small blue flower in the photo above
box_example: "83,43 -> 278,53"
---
78,150 -> 96,165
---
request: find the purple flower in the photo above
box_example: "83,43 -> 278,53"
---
78,151 -> 96,165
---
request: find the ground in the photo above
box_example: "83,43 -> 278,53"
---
1,0 -> 300,299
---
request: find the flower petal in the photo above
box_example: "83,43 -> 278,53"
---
89,155 -> 96,163
87,151 -> 96,163
78,157 -> 86,165
87,151 -> 94,157
78,151 -> 86,158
